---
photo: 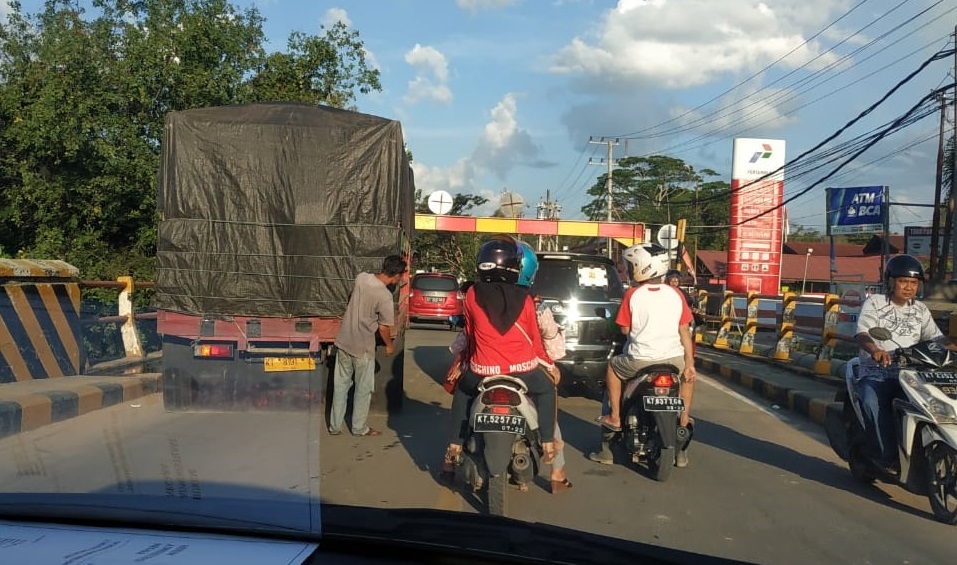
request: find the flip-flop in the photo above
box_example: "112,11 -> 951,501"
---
550,478 -> 573,494
356,428 -> 382,437
595,415 -> 622,432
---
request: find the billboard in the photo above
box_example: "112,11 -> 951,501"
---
727,138 -> 785,294
904,226 -> 941,257
826,186 -> 886,235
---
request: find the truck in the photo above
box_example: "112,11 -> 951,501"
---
152,103 -> 415,413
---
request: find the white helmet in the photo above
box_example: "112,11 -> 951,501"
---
622,243 -> 671,283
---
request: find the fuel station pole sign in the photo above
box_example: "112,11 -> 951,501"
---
727,139 -> 786,294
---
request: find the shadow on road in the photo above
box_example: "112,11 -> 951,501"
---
694,418 -> 933,521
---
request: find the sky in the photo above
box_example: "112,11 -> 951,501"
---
7,0 -> 957,235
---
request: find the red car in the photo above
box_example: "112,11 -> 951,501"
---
409,273 -> 463,328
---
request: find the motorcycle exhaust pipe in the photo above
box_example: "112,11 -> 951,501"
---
512,453 -> 531,472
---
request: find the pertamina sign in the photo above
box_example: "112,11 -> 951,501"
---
727,138 -> 785,295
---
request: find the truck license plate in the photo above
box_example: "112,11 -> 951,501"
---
264,357 -> 316,372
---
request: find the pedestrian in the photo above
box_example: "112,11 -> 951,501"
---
328,254 -> 407,437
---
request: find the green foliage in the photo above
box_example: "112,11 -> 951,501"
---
788,224 -> 824,242
0,0 -> 381,283
580,155 -> 731,251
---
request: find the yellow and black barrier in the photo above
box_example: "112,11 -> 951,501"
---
0,259 -> 84,383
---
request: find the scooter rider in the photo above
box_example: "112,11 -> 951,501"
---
853,254 -> 957,474
442,236 -> 560,475
591,243 -> 696,467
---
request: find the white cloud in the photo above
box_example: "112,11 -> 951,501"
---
473,93 -> 555,178
404,44 -> 453,105
321,7 -> 351,28
457,0 -> 521,14
550,0 -> 848,88
411,94 -> 555,210
1,1 -> 13,19
668,84 -> 801,137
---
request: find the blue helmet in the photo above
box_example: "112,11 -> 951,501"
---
517,241 -> 539,287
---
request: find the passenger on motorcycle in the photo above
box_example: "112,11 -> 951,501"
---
442,236 -> 560,476
853,254 -> 957,474
515,240 -> 572,493
593,243 -> 696,466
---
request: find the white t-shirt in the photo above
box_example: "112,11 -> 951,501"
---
855,294 -> 942,372
616,283 -> 693,361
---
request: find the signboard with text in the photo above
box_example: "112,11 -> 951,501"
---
904,226 -> 941,257
727,138 -> 785,294
826,186 -> 886,235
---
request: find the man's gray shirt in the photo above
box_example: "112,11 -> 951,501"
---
335,272 -> 395,357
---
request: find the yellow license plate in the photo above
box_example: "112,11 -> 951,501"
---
264,357 -> 316,372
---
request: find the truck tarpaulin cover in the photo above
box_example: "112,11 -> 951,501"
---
152,103 -> 414,318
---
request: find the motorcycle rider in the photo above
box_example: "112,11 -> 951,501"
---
853,254 -> 957,474
442,236 -> 560,476
592,243 -> 696,467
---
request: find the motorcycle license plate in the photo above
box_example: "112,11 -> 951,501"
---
642,396 -> 684,412
473,413 -> 526,434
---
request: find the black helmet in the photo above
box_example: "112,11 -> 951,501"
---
885,254 -> 924,281
476,235 -> 521,283
664,269 -> 682,283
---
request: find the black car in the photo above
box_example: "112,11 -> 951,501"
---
531,252 -> 625,398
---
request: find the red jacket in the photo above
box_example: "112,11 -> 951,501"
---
463,287 -> 553,376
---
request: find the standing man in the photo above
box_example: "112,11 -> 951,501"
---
329,254 -> 407,437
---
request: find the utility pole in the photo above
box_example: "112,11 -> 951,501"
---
589,136 -> 619,259
950,25 -> 957,280
536,189 -> 561,251
932,92 -> 947,280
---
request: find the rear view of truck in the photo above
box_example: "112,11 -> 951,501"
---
152,103 -> 414,412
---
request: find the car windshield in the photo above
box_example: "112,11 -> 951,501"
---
412,275 -> 458,291
1,1 -> 951,564
533,258 -> 624,302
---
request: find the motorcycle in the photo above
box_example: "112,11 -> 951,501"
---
824,326 -> 957,524
454,374 -> 545,516
601,363 -> 692,482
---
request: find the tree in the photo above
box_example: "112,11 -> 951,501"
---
788,224 -> 824,242
580,155 -> 731,251
0,0 -> 381,279
412,190 -> 488,280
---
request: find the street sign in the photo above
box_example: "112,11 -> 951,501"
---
427,190 -> 454,215
657,224 -> 678,249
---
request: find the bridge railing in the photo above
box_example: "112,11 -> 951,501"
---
695,289 -> 955,378
79,277 -> 158,367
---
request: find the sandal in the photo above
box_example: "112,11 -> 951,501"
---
356,428 -> 382,437
595,415 -> 622,432
442,445 -> 462,476
550,478 -> 573,494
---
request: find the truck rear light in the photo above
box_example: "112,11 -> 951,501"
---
194,343 -> 234,359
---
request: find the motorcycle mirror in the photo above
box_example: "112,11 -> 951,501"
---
868,327 -> 893,341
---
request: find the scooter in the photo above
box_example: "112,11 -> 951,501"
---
824,326 -> 957,524
599,363 -> 692,482
454,374 -> 545,516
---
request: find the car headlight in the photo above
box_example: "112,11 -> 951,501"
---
900,372 -> 957,424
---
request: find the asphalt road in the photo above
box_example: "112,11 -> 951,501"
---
1,327 -> 954,564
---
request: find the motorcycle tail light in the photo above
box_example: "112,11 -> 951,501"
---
652,373 -> 675,387
482,388 -> 521,406
490,406 -> 511,415
654,387 -> 671,396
